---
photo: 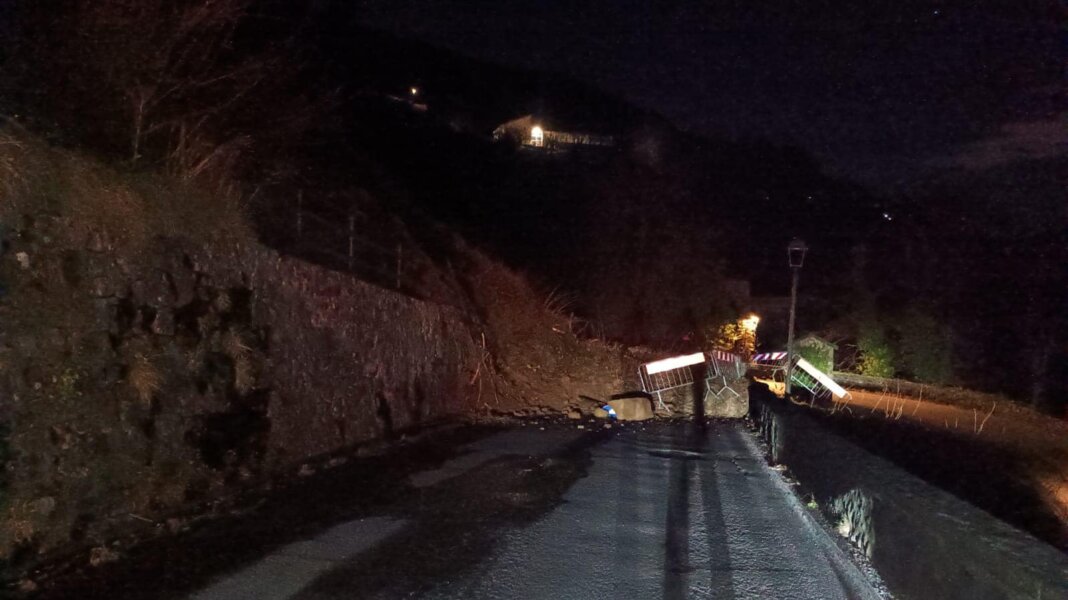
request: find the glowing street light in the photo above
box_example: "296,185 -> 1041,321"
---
785,238 -> 808,394
742,314 -> 760,333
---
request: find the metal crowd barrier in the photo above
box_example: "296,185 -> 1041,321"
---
710,349 -> 747,382
638,350 -> 747,412
638,352 -> 705,411
750,352 -> 789,383
791,357 -> 850,400
749,352 -> 850,401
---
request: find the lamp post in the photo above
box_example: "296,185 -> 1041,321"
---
785,238 -> 808,394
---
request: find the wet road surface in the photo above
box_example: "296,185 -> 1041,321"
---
187,421 -> 879,599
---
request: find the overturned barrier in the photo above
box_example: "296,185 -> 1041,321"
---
749,386 -> 1068,600
791,357 -> 850,400
638,352 -> 706,411
750,352 -> 849,401
638,350 -> 748,416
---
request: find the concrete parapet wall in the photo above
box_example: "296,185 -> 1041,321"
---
749,387 -> 1068,599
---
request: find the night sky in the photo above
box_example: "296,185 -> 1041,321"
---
357,0 -> 1066,188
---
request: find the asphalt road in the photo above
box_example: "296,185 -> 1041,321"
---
186,421 -> 880,600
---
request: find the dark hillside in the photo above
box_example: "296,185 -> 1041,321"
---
314,22 -> 651,136
0,0 -> 885,349
233,18 -> 883,348
288,19 -> 1067,409
9,1 -> 1045,406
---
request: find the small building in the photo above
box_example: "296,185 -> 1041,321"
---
493,114 -> 615,150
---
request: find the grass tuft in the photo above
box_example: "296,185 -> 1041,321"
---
542,285 -> 575,317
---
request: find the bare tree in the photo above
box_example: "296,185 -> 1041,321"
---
12,0 -> 345,183
11,0 -> 281,168
77,0 -> 262,162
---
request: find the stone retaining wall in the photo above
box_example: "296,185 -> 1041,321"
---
206,242 -> 482,464
0,219 -> 482,570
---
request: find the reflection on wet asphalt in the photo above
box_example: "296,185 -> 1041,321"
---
277,421 -> 877,599
51,421 -> 876,599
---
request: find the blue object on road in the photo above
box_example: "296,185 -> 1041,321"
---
602,405 -> 617,420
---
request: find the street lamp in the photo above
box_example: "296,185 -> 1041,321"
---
785,238 -> 808,394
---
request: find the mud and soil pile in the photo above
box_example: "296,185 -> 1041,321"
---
454,248 -> 635,417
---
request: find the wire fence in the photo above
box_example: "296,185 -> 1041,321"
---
257,189 -> 420,297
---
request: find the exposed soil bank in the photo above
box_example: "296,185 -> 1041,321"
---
749,385 -> 1068,600
832,372 -> 1033,414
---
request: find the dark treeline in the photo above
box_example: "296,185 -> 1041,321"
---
859,159 -> 1067,411
1,0 -> 337,182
